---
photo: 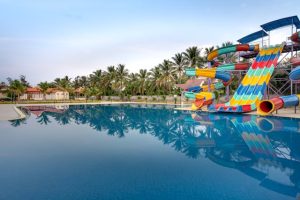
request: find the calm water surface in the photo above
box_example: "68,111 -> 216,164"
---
0,104 -> 300,200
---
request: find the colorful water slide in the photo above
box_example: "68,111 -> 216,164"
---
184,44 -> 258,110
207,44 -> 259,61
185,66 -> 232,111
257,66 -> 300,115
209,45 -> 284,113
185,63 -> 249,96
256,32 -> 300,115
185,81 -> 224,95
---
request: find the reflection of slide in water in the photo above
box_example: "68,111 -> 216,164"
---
188,113 -> 300,158
187,111 -> 300,197
231,119 -> 276,159
256,117 -> 300,133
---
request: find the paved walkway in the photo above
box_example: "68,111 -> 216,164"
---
0,104 -> 22,121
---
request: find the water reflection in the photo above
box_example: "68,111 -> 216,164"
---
12,104 -> 300,198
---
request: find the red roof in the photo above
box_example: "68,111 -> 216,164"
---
176,78 -> 206,90
46,88 -> 65,93
26,87 -> 41,93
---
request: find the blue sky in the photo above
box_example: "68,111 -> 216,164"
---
0,0 -> 299,84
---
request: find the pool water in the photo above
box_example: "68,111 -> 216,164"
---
0,104 -> 300,200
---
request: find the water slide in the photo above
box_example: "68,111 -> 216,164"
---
257,65 -> 300,115
185,44 -> 258,110
257,31 -> 300,115
209,45 -> 284,113
185,63 -> 249,96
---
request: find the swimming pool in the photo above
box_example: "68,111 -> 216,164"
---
0,104 -> 299,200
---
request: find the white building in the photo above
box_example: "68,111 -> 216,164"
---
20,87 -> 69,100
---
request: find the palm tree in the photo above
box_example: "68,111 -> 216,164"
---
125,73 -> 139,95
149,66 -> 162,94
84,86 -> 101,100
183,46 -> 204,68
171,53 -> 187,84
19,75 -> 30,87
38,81 -> 51,100
7,78 -> 26,101
89,69 -> 103,87
102,66 -> 116,95
204,46 -> 215,61
217,41 -> 237,63
137,69 -> 149,95
115,64 -> 128,95
158,60 -> 175,94
54,76 -> 73,92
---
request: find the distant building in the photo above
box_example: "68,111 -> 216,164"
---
20,87 -> 69,100
74,87 -> 86,100
20,87 -> 43,100
176,78 -> 207,91
0,83 -> 8,100
45,88 -> 69,100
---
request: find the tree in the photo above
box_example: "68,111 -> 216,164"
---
38,81 -> 51,100
102,66 -> 116,95
115,64 -> 128,95
216,41 -> 237,63
204,46 -> 215,61
137,69 -> 149,95
7,78 -> 26,101
19,75 -> 30,87
172,53 -> 187,84
54,76 -> 73,92
89,70 -> 103,87
183,46 -> 204,68
84,86 -> 101,100
158,60 -> 175,94
125,73 -> 139,95
73,76 -> 89,89
149,66 -> 162,94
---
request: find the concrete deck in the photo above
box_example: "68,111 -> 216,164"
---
175,106 -> 300,119
0,102 -> 299,121
0,105 -> 26,121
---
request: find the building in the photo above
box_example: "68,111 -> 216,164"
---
0,83 -> 8,100
74,87 -> 86,100
176,78 -> 207,91
45,88 -> 69,100
20,87 -> 69,101
20,87 -> 43,100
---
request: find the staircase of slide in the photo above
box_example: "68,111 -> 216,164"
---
209,45 -> 284,113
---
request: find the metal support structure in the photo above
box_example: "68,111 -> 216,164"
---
268,31 -> 270,47
207,62 -> 211,92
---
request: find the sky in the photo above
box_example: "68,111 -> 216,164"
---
0,0 -> 299,84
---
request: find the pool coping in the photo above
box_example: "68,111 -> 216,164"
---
1,102 -> 299,120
